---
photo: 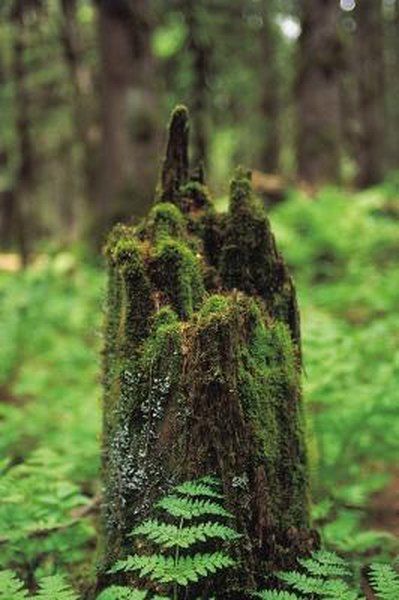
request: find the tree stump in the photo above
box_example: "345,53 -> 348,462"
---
100,106 -> 317,598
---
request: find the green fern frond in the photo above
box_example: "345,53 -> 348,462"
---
298,557 -> 351,577
96,586 -> 149,599
173,481 -> 223,498
110,552 -> 235,585
369,563 -> 399,600
255,591 -> 300,599
311,550 -> 349,567
131,519 -> 240,548
34,575 -> 78,599
278,570 -> 358,598
0,570 -> 28,599
156,495 -> 232,520
196,475 -> 221,487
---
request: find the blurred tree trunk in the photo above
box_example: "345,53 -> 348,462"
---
258,0 -> 280,174
384,0 -> 399,172
339,20 -> 359,174
11,0 -> 34,267
60,0 -> 98,215
185,1 -> 211,169
355,0 -> 385,188
296,0 -> 342,185
96,0 -> 160,246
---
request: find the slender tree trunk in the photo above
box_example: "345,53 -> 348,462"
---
258,0 -> 280,174
99,107 -> 317,598
297,0 -> 342,185
355,0 -> 385,188
96,0 -> 160,246
60,0 -> 98,215
184,1 -> 210,169
12,0 -> 34,266
384,0 -> 399,172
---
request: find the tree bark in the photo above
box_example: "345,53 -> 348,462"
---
258,0 -> 280,174
184,1 -> 211,170
11,0 -> 35,266
99,107 -> 317,598
355,0 -> 385,188
96,0 -> 160,246
297,0 -> 342,185
59,0 -> 98,216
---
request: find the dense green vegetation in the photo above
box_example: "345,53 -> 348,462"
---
1,181 -> 398,596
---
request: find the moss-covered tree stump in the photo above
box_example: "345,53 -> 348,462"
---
100,106 -> 317,598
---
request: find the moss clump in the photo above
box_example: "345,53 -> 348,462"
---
152,238 -> 204,319
147,202 -> 185,240
100,107 -> 316,597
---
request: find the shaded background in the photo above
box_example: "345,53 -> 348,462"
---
0,0 -> 398,595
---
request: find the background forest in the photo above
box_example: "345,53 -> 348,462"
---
0,0 -> 399,598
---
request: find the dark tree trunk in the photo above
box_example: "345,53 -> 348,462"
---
259,0 -> 280,174
96,0 -> 160,246
60,0 -> 98,215
185,1 -> 211,169
12,0 -> 35,266
297,0 -> 342,185
99,108 -> 317,598
355,0 -> 385,188
383,0 -> 399,172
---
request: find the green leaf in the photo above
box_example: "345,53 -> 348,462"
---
110,552 -> 235,585
0,570 -> 28,599
34,575 -> 78,599
156,496 -> 232,520
96,587 -> 149,600
369,563 -> 399,600
131,519 -> 240,548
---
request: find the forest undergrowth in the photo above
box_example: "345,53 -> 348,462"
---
0,181 -> 398,595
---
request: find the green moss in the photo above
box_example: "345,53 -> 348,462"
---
147,202 -> 185,240
198,294 -> 231,318
239,319 -> 309,529
179,180 -> 212,212
220,168 -> 281,303
152,237 -> 204,319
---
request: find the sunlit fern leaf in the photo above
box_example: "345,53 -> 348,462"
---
255,591 -> 300,599
96,586 -> 150,599
110,552 -> 235,585
0,570 -> 28,600
131,519 -> 240,548
173,481 -> 223,498
155,496 -> 232,520
34,575 -> 78,599
369,563 -> 399,600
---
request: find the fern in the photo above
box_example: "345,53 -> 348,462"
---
0,570 -> 28,599
106,477 -> 238,599
96,587 -> 151,599
131,519 -> 240,548
111,552 -> 235,585
155,496 -> 232,520
369,563 -> 399,600
255,592 -> 299,600
173,481 -> 223,498
34,574 -> 78,599
0,570 -> 77,599
257,550 -> 361,600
